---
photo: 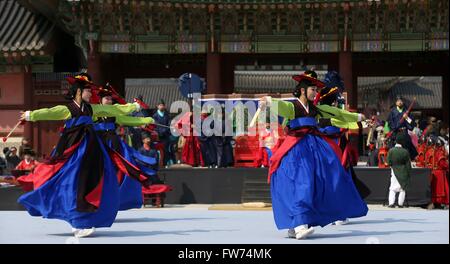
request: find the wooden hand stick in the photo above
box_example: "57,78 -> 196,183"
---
155,123 -> 171,129
2,121 -> 23,142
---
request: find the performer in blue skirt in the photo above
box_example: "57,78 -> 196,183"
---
94,85 -> 158,211
260,70 -> 368,239
17,73 -> 143,238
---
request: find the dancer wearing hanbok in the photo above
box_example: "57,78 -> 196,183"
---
93,85 -> 158,211
17,74 -> 143,238
260,71 -> 368,239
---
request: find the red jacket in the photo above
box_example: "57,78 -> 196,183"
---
15,160 -> 38,171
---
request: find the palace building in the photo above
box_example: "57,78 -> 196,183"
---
0,0 -> 448,156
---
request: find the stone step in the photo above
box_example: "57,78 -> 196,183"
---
241,197 -> 272,203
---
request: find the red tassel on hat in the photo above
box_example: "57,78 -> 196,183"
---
134,98 -> 150,109
313,92 -> 321,106
90,89 -> 101,104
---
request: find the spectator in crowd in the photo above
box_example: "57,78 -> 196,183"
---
424,116 -> 438,138
412,120 -> 422,137
0,153 -> 6,175
19,138 -> 32,159
176,109 -> 205,167
198,109 -> 217,168
214,108 -> 234,168
169,130 -> 181,165
139,132 -> 160,166
387,133 -> 411,208
440,125 -> 449,141
438,125 -> 449,155
387,96 -> 417,160
409,128 -> 419,148
419,117 -> 428,131
367,139 -> 379,167
15,149 -> 38,172
152,99 -> 175,167
5,147 -> 21,172
430,137 -> 449,209
437,120 -> 443,134
138,132 -> 162,185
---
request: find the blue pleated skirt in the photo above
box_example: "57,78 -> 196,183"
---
270,134 -> 368,229
94,122 -> 157,211
18,133 -> 120,229
116,139 -> 157,210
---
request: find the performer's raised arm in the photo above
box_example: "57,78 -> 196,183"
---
316,104 -> 364,123
91,102 -> 141,118
329,118 -> 359,130
20,105 -> 72,122
115,115 -> 154,127
260,96 -> 295,120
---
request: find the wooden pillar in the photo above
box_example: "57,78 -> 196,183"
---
443,74 -> 449,124
327,53 -> 339,72
206,52 -> 222,94
442,52 -> 449,124
221,54 -> 235,94
339,51 -> 355,109
87,41 -> 103,84
23,69 -> 34,147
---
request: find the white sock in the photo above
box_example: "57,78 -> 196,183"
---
398,191 -> 406,206
388,190 -> 396,205
294,224 -> 309,233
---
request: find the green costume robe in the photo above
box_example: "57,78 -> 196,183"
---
26,103 -> 140,122
387,145 -> 412,190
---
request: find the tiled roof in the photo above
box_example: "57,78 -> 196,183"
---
125,78 -> 187,108
0,0 -> 54,55
125,74 -> 442,110
389,77 -> 442,109
234,70 -> 326,94
358,76 -> 442,109
357,77 -> 400,92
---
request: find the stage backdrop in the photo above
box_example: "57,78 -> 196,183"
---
161,167 -> 431,206
0,167 -> 431,210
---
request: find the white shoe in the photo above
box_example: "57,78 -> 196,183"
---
294,226 -> 314,240
74,228 -> 95,238
287,229 -> 296,238
334,219 -> 349,225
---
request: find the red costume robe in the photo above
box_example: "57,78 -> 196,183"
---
431,146 -> 449,205
415,143 -> 427,167
15,160 -> 38,171
176,112 -> 204,167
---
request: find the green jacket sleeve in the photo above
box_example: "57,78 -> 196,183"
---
91,103 -> 139,118
317,104 -> 361,122
271,98 -> 295,120
330,118 -> 360,130
115,116 -> 154,127
27,105 -> 72,121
